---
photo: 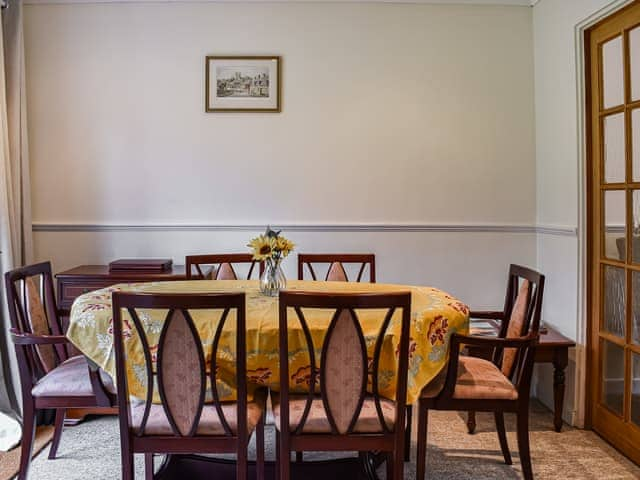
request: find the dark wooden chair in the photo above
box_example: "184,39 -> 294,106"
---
186,253 -> 264,280
274,290 -> 411,480
112,291 -> 266,480
297,254 -> 376,283
5,262 -> 115,480
415,264 -> 545,480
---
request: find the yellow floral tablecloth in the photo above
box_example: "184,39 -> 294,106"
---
67,280 -> 469,405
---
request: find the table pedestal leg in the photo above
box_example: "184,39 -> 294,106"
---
359,452 -> 381,480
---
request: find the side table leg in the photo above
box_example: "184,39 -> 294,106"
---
467,411 -> 476,434
552,351 -> 568,433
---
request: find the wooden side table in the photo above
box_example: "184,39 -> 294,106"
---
465,325 -> 576,433
55,264 -> 212,424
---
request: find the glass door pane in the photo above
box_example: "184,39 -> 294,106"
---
603,35 -> 624,108
633,109 -> 640,182
604,113 -> 626,183
631,26 -> 640,101
602,339 -> 625,416
604,190 -> 627,261
633,271 -> 640,345
603,265 -> 626,338
632,352 -> 640,426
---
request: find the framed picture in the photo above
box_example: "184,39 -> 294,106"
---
205,56 -> 281,112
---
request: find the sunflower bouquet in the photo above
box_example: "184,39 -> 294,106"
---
247,227 -> 295,263
248,227 -> 295,296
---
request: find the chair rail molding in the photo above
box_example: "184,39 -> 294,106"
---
31,222 -> 577,235
23,0 -> 536,6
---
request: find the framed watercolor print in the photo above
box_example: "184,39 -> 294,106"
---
205,56 -> 281,112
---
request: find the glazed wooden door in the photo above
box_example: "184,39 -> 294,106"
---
588,0 -> 640,464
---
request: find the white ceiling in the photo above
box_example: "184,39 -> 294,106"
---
24,0 -> 537,6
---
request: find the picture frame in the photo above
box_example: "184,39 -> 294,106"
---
205,56 -> 281,113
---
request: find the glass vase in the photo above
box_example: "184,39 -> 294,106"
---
260,258 -> 287,297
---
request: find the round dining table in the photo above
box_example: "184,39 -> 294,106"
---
66,279 -> 470,480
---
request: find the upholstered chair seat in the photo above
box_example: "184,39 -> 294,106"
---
131,395 -> 267,436
272,394 -> 396,433
31,355 -> 116,397
420,356 -> 518,401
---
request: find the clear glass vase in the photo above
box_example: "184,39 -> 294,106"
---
260,258 -> 287,297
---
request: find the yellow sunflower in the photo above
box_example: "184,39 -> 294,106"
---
247,235 -> 276,261
276,237 -> 295,257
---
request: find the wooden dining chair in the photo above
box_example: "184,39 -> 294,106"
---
112,291 -> 266,480
274,290 -> 411,480
5,262 -> 115,480
186,253 -> 264,280
415,264 -> 545,480
297,254 -> 376,283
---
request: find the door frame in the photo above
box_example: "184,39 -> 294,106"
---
582,0 -> 638,430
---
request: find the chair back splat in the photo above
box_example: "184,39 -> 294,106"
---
5,262 -> 67,380
186,253 -> 264,280
297,254 -> 376,283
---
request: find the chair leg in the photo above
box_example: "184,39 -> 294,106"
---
256,415 -> 265,480
416,402 -> 428,480
48,408 -> 66,459
494,412 -> 512,465
121,437 -> 134,480
393,441 -> 405,480
516,410 -> 533,480
295,451 -> 303,463
467,410 -> 476,434
145,453 -> 154,480
275,429 -> 281,480
278,430 -> 289,480
404,405 -> 412,462
18,402 -> 37,480
237,438 -> 248,480
386,452 -> 393,480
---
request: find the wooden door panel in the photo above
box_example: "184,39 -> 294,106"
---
588,0 -> 640,465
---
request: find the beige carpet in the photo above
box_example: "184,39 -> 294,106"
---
0,427 -> 53,480
422,402 -> 640,479
23,401 -> 640,479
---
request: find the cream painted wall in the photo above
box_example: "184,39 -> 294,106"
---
25,3 -> 535,226
24,2 -> 538,311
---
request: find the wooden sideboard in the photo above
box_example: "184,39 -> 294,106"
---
55,264 -> 209,309
55,264 -> 212,424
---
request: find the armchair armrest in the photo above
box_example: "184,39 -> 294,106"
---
10,329 -> 69,346
469,310 -> 504,320
451,333 -> 537,350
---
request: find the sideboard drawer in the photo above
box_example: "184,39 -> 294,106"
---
59,280 -> 115,308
